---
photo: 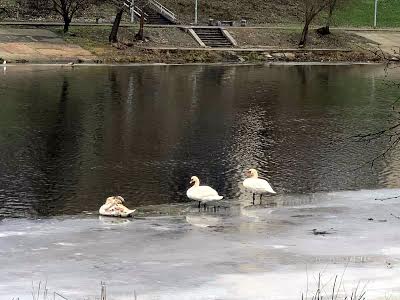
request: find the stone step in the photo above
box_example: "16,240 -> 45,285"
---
193,28 -> 233,47
198,36 -> 227,39
196,34 -> 225,37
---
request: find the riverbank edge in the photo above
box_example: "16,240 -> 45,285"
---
0,61 -> 384,67
0,49 -> 388,65
0,25 -> 393,64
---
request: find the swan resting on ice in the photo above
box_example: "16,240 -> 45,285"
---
186,176 -> 223,209
243,168 -> 276,205
99,196 -> 136,217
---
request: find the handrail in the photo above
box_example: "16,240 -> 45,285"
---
148,0 -> 176,21
123,0 -> 148,20
122,0 -> 176,23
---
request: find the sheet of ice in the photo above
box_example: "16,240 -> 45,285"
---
1,189 -> 400,300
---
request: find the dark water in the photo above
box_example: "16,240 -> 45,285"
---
0,64 -> 399,217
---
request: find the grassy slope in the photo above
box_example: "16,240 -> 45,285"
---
161,0 -> 400,27
333,0 -> 400,27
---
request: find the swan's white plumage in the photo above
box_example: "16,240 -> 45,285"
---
243,178 -> 276,194
99,196 -> 136,218
186,176 -> 223,203
187,186 -> 223,202
243,169 -> 276,195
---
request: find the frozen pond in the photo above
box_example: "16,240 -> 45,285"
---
2,189 -> 400,299
1,64 -> 400,299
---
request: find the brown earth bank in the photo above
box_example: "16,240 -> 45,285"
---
0,25 -> 390,64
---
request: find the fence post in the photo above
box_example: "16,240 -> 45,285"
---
194,0 -> 198,24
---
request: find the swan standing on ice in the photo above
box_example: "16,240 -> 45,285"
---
243,169 -> 276,205
186,176 -> 223,209
99,196 -> 136,217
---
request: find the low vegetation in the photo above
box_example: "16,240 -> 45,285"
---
333,0 -> 400,27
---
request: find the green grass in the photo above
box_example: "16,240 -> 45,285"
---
333,0 -> 400,27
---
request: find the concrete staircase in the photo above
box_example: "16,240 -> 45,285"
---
122,0 -> 177,25
142,7 -> 173,24
193,28 -> 233,47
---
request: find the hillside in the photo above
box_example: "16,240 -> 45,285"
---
160,0 -> 303,25
1,0 -> 400,28
161,0 -> 400,27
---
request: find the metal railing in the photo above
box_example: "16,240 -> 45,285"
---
148,0 -> 177,22
121,0 -> 177,23
123,0 -> 148,22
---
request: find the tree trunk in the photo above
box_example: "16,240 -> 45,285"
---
316,26 -> 330,35
63,16 -> 71,33
109,8 -> 124,43
136,13 -> 145,41
299,20 -> 311,47
322,0 -> 337,35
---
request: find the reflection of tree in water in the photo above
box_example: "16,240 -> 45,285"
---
32,76 -> 82,216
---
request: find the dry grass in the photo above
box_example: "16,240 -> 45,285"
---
303,273 -> 368,300
14,276 -> 371,300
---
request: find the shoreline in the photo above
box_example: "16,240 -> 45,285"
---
0,26 -> 394,65
0,61 -> 385,67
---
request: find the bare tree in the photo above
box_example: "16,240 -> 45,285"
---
317,0 -> 344,35
135,12 -> 145,41
299,0 -> 329,47
52,0 -> 91,33
109,3 -> 147,44
325,0 -> 338,33
109,6 -> 124,43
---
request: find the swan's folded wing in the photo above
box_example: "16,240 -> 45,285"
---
187,186 -> 223,201
243,178 -> 276,194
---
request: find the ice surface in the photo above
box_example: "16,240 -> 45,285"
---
1,189 -> 400,299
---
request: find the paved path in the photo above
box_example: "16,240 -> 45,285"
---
349,31 -> 400,56
0,28 -> 94,62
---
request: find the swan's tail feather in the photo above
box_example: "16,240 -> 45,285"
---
123,209 -> 136,217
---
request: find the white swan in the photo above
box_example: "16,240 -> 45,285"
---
99,196 -> 136,217
243,169 -> 276,205
186,176 -> 223,208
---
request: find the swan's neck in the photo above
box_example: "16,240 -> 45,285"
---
192,179 -> 200,187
